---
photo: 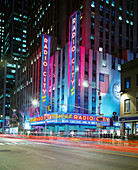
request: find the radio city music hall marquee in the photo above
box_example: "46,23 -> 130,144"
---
29,113 -> 110,126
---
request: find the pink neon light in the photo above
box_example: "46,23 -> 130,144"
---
71,16 -> 76,87
42,37 -> 48,95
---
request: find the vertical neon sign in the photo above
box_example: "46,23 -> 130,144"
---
40,35 -> 51,115
69,11 -> 80,112
71,17 -> 76,89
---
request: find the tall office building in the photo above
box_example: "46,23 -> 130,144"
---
27,0 -> 137,57
0,0 -> 4,59
0,0 -> 27,132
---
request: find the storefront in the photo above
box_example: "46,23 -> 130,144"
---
119,116 -> 138,136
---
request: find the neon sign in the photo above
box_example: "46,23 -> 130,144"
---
69,11 -> 80,112
29,113 -> 110,126
72,17 -> 76,52
40,35 -> 51,115
42,37 -> 48,95
71,16 -> 76,94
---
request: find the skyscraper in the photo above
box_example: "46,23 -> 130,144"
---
0,0 -> 4,59
0,0 -> 27,132
27,0 -> 137,57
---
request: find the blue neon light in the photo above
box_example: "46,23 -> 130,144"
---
40,35 -> 51,115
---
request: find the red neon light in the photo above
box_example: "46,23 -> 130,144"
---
72,17 -> 76,53
43,61 -> 48,66
36,116 -> 44,122
42,37 -> 48,95
43,71 -> 47,76
89,116 -> 93,121
42,89 -> 46,94
74,115 -> 77,120
106,118 -> 109,122
72,58 -> 75,63
73,115 -> 94,121
73,17 -> 76,24
96,117 -> 99,121
71,16 -> 76,88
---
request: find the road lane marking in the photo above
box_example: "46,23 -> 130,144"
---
6,142 -> 13,145
0,143 -> 4,145
36,153 -> 55,160
39,143 -> 138,159
12,140 -> 138,159
13,145 -> 56,160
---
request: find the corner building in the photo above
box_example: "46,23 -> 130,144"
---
119,58 -> 138,137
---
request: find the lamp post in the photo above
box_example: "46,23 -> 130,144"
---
83,81 -> 103,138
83,81 -> 102,115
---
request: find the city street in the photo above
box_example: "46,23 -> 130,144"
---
0,137 -> 138,170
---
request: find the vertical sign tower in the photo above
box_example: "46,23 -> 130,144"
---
68,11 -> 80,112
40,35 -> 51,115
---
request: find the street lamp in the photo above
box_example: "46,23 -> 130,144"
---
32,99 -> 38,107
83,81 -> 89,88
83,80 -> 103,138
83,81 -> 102,116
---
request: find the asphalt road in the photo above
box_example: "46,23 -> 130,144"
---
0,137 -> 138,170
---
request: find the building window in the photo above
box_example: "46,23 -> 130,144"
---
136,74 -> 138,86
136,97 -> 138,112
124,99 -> 130,113
125,77 -> 131,89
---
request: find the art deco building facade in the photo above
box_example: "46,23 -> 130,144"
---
10,0 -> 137,133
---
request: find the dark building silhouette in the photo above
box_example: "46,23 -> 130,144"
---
0,0 -> 27,132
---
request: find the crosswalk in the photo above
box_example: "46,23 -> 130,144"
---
0,141 -> 49,146
0,142 -> 32,146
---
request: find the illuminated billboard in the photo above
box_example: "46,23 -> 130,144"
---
68,11 -> 80,112
40,35 -> 51,115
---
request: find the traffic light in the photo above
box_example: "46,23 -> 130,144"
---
110,118 -> 113,126
112,115 -> 118,122
99,96 -> 101,101
46,106 -> 48,111
49,105 -> 51,110
46,105 -> 51,111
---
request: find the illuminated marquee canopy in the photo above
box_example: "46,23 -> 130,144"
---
29,113 -> 110,126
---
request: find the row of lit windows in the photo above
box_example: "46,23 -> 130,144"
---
7,63 -> 20,69
118,16 -> 133,25
0,28 -> 4,31
0,26 -> 4,29
33,2 -> 51,32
